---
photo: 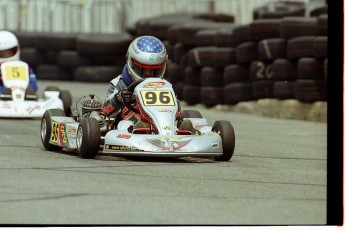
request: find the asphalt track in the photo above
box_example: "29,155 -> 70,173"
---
0,80 -> 327,225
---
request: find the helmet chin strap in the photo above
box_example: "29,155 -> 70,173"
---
122,65 -> 133,86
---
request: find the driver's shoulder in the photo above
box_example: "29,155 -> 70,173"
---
110,75 -> 127,89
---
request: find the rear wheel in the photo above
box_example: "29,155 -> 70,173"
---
178,110 -> 203,127
77,118 -> 100,159
59,90 -> 72,114
212,120 -> 235,161
41,109 -> 65,151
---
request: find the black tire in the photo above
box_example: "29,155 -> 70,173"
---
41,109 -> 66,151
166,62 -> 184,84
184,66 -> 201,86
200,86 -> 223,107
224,64 -> 250,84
313,36 -> 327,59
183,85 -> 200,105
257,38 -> 286,61
77,118 -> 100,159
45,86 -> 60,91
223,82 -> 253,104
295,79 -> 327,102
212,47 -> 236,68
297,57 -> 324,80
76,33 -> 132,56
180,110 -> 203,119
232,24 -> 252,46
273,81 -> 296,99
74,66 -> 122,82
252,80 -> 274,100
214,29 -> 237,48
212,120 -> 235,161
188,46 -> 215,68
195,29 -> 217,47
279,17 -> 318,40
287,36 -> 316,60
59,90 -> 72,114
200,66 -> 223,87
34,32 -> 77,51
317,14 -> 328,36
249,60 -> 274,81
249,19 -> 281,42
272,58 -> 298,81
36,64 -> 73,81
236,42 -> 258,64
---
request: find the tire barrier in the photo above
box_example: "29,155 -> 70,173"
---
15,9 -> 327,110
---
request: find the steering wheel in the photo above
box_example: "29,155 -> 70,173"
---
123,79 -> 145,113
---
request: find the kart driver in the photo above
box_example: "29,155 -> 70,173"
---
0,30 -> 38,94
100,35 -> 194,133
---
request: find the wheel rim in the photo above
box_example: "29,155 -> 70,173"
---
76,126 -> 83,150
41,119 -> 47,141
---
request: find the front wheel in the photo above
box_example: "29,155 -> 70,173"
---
212,120 -> 235,161
41,109 -> 65,151
76,118 -> 100,159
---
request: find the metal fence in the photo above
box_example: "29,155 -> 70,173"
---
0,0 -> 314,33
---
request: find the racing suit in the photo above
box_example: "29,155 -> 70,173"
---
101,65 -> 181,124
0,66 -> 38,94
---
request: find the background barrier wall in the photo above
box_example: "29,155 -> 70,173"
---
0,0 -> 316,33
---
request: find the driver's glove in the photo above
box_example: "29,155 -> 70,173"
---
114,90 -> 133,104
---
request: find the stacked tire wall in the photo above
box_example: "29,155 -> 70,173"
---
15,2 -> 327,108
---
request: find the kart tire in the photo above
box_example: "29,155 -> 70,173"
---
59,90 -> 72,114
212,120 -> 235,161
45,86 -> 60,91
77,118 -> 100,159
180,110 -> 203,119
41,109 -> 65,151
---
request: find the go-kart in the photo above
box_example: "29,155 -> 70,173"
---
40,77 -> 235,161
0,60 -> 72,118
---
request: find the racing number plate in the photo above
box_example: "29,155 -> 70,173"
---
140,90 -> 175,106
4,66 -> 28,81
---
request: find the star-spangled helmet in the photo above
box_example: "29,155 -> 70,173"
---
0,31 -> 20,64
126,35 -> 167,81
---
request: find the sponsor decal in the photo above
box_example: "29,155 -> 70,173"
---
147,137 -> 192,151
144,82 -> 165,88
117,134 -> 131,139
68,128 -> 76,135
50,122 -> 59,144
212,143 -> 219,148
149,54 -> 155,62
158,109 -> 172,112
208,132 -> 216,136
26,105 -> 41,114
162,126 -> 171,130
105,145 -> 143,151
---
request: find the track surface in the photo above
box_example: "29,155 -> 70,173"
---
0,80 -> 326,225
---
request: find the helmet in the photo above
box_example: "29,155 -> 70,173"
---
126,35 -> 167,81
0,31 -> 20,64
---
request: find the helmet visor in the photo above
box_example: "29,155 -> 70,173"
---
130,58 -> 166,78
0,47 -> 18,58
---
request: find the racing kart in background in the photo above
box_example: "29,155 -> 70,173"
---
40,77 -> 235,161
0,60 -> 72,118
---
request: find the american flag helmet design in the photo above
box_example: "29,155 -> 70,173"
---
127,35 -> 167,82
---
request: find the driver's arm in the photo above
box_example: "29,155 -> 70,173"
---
101,76 -> 127,116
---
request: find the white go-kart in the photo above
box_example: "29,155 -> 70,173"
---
41,77 -> 235,161
0,60 -> 71,118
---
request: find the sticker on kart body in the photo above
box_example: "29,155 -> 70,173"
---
50,122 -> 68,145
3,66 -> 28,81
144,82 -> 165,88
105,145 -> 144,151
117,134 -> 131,139
147,137 -> 192,150
140,90 -> 175,106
